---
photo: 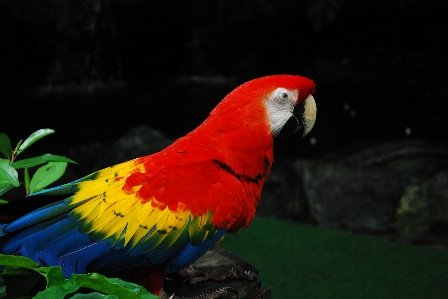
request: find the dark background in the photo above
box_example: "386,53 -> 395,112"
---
1,0 -> 447,158
1,3 -> 448,297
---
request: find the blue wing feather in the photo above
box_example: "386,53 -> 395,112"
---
2,214 -> 67,254
163,229 -> 226,273
1,167 -> 227,278
4,201 -> 72,233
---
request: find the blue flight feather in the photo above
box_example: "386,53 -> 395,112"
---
163,229 -> 226,273
4,201 -> 72,233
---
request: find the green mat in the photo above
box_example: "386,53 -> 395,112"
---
220,217 -> 448,299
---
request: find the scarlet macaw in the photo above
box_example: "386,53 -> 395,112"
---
0,75 -> 316,295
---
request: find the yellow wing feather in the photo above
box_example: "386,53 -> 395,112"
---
67,159 -> 217,253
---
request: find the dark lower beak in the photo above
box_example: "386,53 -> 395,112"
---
276,104 -> 305,138
276,95 -> 316,139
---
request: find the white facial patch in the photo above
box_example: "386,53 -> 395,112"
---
264,87 -> 298,137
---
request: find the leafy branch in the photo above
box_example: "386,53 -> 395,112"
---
0,129 -> 77,198
0,130 -> 160,298
0,254 -> 157,299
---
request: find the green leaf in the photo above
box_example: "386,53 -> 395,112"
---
0,133 -> 12,159
29,162 -> 67,193
0,253 -> 160,299
70,274 -> 156,299
36,264 -> 66,287
25,167 -> 30,195
70,292 -> 120,299
34,273 -> 157,299
13,139 -> 23,154
0,185 -> 15,197
34,284 -> 81,299
0,254 -> 39,268
0,199 -> 8,204
0,159 -> 20,196
12,153 -> 78,169
0,255 -> 45,297
17,129 -> 55,155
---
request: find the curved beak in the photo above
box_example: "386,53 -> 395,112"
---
277,95 -> 317,138
302,94 -> 317,137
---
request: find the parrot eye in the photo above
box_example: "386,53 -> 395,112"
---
265,87 -> 301,137
275,88 -> 291,104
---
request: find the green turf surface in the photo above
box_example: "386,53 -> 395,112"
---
220,217 -> 448,299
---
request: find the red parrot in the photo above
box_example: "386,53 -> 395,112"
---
0,75 -> 316,295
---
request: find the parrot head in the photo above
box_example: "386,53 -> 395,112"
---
212,74 -> 316,139
260,75 -> 316,138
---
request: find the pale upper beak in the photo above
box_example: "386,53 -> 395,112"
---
302,95 -> 316,137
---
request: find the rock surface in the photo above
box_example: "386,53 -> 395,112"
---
162,247 -> 270,299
